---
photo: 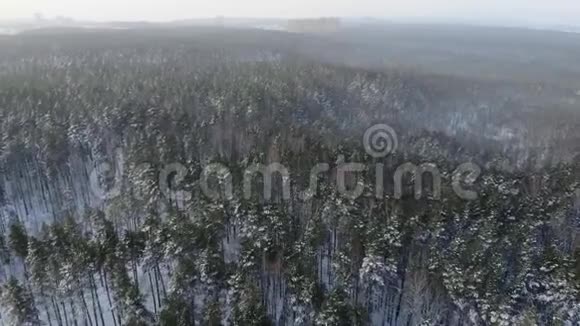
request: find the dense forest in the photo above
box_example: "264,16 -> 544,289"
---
0,25 -> 580,325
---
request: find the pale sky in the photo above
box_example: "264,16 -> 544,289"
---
1,0 -> 579,26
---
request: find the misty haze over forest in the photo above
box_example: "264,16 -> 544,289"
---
2,0 -> 580,32
1,1 -> 580,326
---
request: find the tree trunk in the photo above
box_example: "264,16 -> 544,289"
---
79,290 -> 94,326
132,260 -> 139,289
153,267 -> 163,308
88,282 -> 100,326
51,296 -> 63,326
148,271 -> 158,315
45,302 -> 54,326
61,301 -> 70,326
394,252 -> 409,325
102,271 -> 118,326
70,299 -> 79,326
90,275 -> 106,326
156,264 -> 167,298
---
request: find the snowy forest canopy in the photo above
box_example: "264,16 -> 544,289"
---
0,25 -> 580,325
